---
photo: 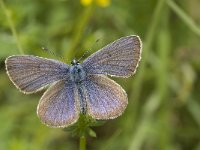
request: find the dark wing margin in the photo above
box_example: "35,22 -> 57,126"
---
84,75 -> 128,120
5,55 -> 70,94
37,80 -> 80,128
82,35 -> 142,77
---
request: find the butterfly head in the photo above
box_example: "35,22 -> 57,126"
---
71,59 -> 80,66
70,59 -> 86,83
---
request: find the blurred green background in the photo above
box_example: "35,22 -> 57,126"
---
0,0 -> 200,149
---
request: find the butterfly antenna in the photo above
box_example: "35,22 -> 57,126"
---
78,39 -> 101,62
78,50 -> 89,62
41,46 -> 65,60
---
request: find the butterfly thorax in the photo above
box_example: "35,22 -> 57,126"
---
69,60 -> 86,84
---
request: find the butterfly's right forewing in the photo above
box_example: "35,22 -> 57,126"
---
83,36 -> 142,77
5,55 -> 70,93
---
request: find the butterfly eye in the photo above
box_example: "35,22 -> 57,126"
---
71,59 -> 76,65
71,59 -> 80,65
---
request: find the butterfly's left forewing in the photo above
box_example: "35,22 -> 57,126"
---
37,80 -> 80,128
84,75 -> 128,120
5,55 -> 69,93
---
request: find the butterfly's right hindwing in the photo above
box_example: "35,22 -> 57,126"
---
84,75 -> 128,119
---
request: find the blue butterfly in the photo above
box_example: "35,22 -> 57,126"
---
5,35 -> 142,128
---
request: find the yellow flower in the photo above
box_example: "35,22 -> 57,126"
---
96,0 -> 110,7
80,0 -> 110,7
80,0 -> 93,6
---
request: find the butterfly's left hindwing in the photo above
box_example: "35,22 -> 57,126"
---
37,80 -> 80,128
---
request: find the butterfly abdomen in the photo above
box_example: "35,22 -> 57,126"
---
69,63 -> 88,114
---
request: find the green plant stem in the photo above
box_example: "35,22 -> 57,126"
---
79,136 -> 86,150
126,0 -> 167,130
0,0 -> 24,54
167,0 -> 200,36
188,99 -> 200,127
128,0 -> 169,149
64,5 -> 93,61
131,0 -> 167,100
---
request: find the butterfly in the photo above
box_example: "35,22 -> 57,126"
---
5,35 -> 142,128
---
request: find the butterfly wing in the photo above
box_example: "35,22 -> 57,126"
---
84,75 -> 128,119
83,35 -> 142,77
37,80 -> 80,128
5,55 -> 69,93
